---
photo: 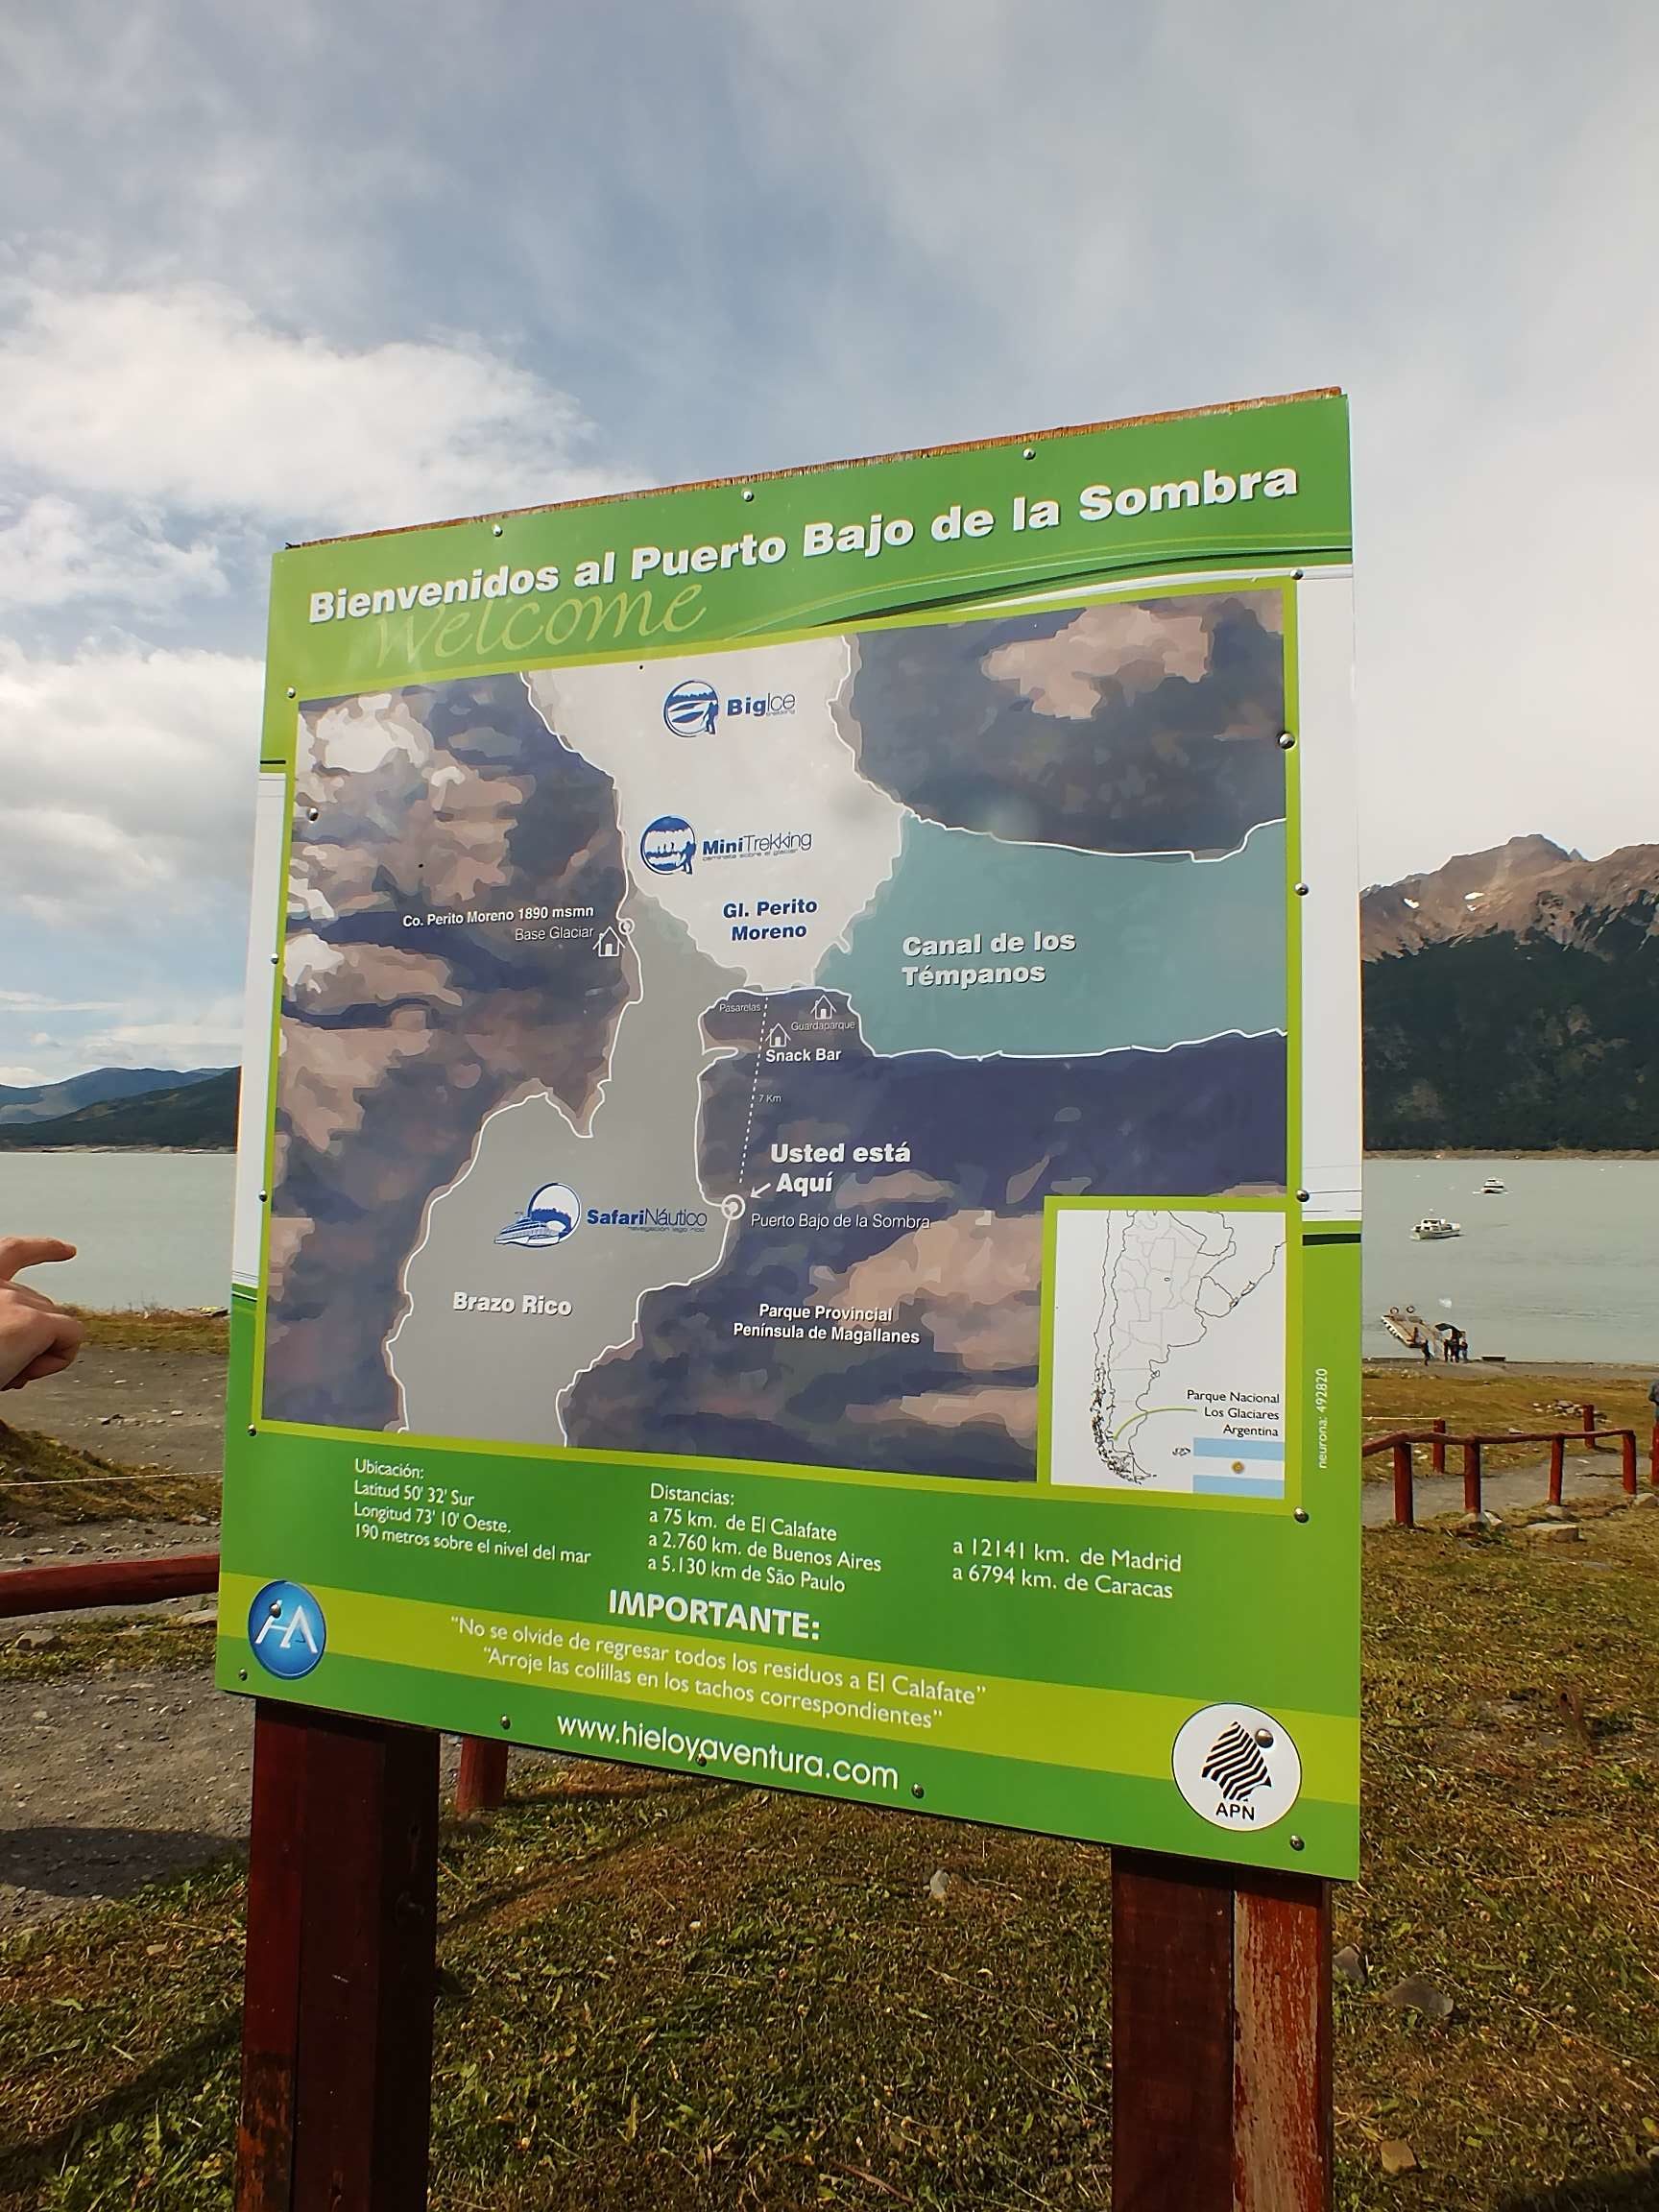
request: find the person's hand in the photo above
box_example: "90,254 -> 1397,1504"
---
0,1238 -> 84,1391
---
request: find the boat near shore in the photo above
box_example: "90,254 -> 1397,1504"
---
1382,1305 -> 1468,1359
1382,1304 -> 1431,1350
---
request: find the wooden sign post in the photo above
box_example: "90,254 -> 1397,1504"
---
1112,1851 -> 1333,2211
237,1703 -> 438,2212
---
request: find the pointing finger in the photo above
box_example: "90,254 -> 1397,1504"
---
0,1237 -> 77,1283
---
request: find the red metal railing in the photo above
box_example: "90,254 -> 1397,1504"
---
0,1551 -> 512,1813
1362,1421 -> 1654,1527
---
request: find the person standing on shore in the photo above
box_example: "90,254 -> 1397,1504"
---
0,1237 -> 84,1391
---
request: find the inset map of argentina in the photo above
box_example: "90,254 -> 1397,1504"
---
260,588 -> 1290,1484
1044,1206 -> 1288,1498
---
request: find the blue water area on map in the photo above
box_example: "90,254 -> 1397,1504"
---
816,815 -> 1286,1058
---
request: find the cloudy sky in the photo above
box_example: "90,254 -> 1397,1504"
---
2,0 -> 1654,1085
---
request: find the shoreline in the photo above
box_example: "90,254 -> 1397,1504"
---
1363,1356 -> 1652,1376
1364,1148 -> 1659,1161
0,1144 -> 233,1156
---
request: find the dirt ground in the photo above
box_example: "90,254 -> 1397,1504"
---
6,1341 -> 227,1491
0,1629 -> 485,1932
0,1652 -> 252,1930
2,1335 -> 244,1924
0,1326 -> 480,1928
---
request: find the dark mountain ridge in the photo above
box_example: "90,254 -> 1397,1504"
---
1362,838 -> 1659,1151
0,1065 -> 230,1128
0,1069 -> 239,1150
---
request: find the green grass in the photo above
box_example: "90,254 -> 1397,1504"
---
5,1516 -> 1659,2207
0,1619 -> 215,1684
1363,1364 -> 1658,1479
71,1309 -> 228,1356
1336,1513 -> 1659,2204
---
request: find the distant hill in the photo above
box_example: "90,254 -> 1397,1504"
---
0,1069 -> 239,1150
1362,838 -> 1659,1151
0,1065 -> 230,1128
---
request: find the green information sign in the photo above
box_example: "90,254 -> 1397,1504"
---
218,390 -> 1360,1876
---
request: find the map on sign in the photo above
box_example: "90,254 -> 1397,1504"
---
1043,1206 -> 1287,1497
261,589 -> 1290,1487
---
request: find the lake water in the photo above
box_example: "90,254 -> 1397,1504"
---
1,1150 -> 1655,1363
0,1152 -> 238,1311
1357,1157 -> 1659,1363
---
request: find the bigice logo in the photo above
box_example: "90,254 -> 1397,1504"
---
663,680 -> 719,736
662,678 -> 798,734
248,1580 -> 326,1679
1171,1703 -> 1301,1830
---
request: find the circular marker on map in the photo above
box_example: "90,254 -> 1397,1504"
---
620,918 -> 635,933
720,1194 -> 746,1221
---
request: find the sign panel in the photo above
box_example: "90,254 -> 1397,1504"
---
219,392 -> 1360,1874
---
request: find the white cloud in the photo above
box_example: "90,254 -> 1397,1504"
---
0,493 -> 226,610
0,991 -> 121,1011
0,641 -> 262,926
85,998 -> 245,1061
0,993 -> 244,1088
0,280 -> 636,537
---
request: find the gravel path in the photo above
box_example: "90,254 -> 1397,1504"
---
12,1345 -> 227,1481
1360,1458 -> 1639,1525
0,1634 -> 481,1932
2,1661 -> 252,1931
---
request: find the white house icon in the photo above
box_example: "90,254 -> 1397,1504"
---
811,997 -> 834,1022
765,1025 -> 790,1052
593,927 -> 622,957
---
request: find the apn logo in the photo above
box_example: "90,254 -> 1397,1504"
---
1201,1722 -> 1271,1807
1171,1703 -> 1301,1831
249,1581 -> 326,1679
496,1182 -> 582,1248
663,680 -> 719,736
640,816 -> 696,875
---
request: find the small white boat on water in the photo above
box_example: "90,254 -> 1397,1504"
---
1477,1176 -> 1506,1194
1411,1215 -> 1461,1240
